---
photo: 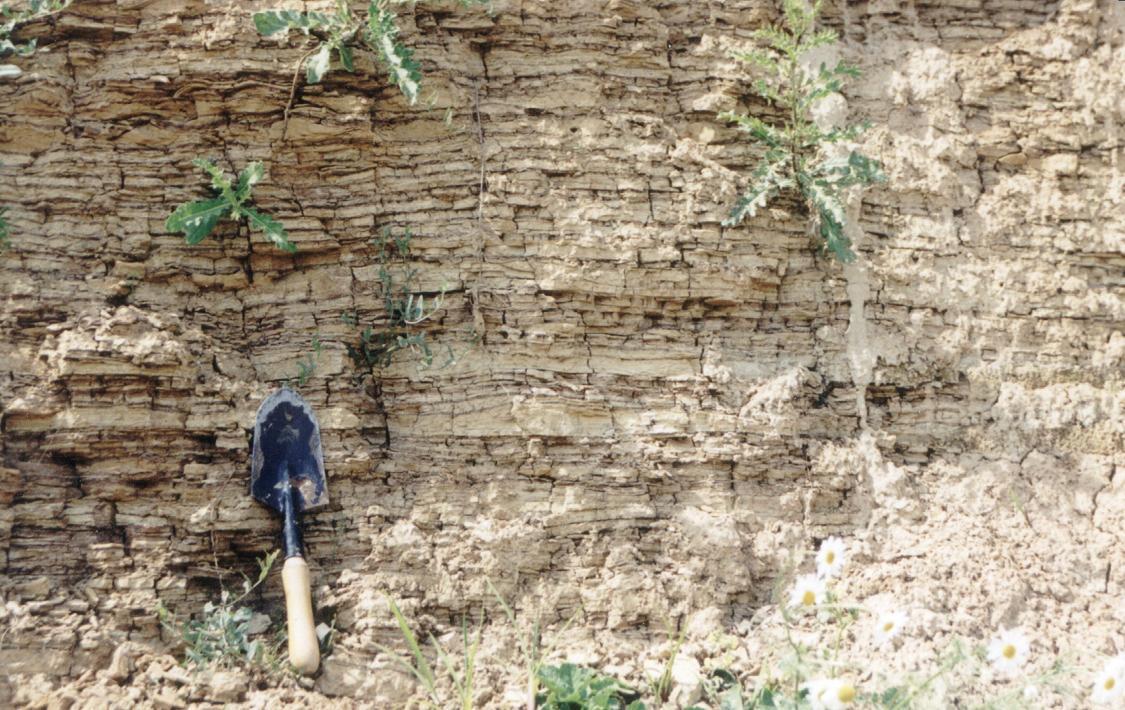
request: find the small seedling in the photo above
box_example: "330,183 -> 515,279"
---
0,206 -> 10,251
646,626 -> 686,705
165,158 -> 295,253
292,335 -> 323,388
378,595 -> 482,710
536,663 -> 646,710
486,578 -> 586,710
157,550 -> 284,671
346,227 -> 464,376
720,0 -> 885,262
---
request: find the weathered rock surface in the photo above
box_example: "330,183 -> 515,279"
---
0,0 -> 1121,706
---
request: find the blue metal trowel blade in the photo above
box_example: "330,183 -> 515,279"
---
251,388 -> 328,513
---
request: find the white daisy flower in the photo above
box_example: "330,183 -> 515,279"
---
1092,656 -> 1125,705
875,610 -> 908,645
1110,653 -> 1125,675
816,536 -> 847,579
803,679 -> 829,709
804,677 -> 858,710
789,574 -> 827,611
987,627 -> 1030,676
1022,684 -> 1039,701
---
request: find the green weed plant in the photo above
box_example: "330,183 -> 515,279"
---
254,0 -> 489,105
345,226 -> 459,375
721,0 -> 884,262
157,550 -> 284,671
0,206 -> 10,251
165,159 -> 295,253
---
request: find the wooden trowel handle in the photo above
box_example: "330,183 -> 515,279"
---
282,556 -> 320,674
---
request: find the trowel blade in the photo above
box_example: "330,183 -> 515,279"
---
250,388 -> 328,513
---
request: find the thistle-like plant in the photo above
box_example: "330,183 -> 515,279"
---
254,0 -> 488,109
1,0 -> 70,78
165,158 -> 295,253
721,0 -> 885,262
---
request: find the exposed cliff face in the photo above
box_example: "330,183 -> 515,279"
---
0,0 -> 1121,706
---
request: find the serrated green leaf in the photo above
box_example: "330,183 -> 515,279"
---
257,549 -> 278,583
801,175 -> 854,262
723,155 -> 791,227
881,687 -> 905,704
191,157 -> 232,194
831,61 -> 861,79
718,684 -> 745,710
721,112 -> 785,148
846,150 -> 886,183
817,150 -> 885,188
753,25 -> 793,56
306,42 -> 331,84
725,182 -> 778,226
731,48 -> 778,72
253,9 -> 335,37
817,123 -> 865,145
783,0 -> 812,35
253,10 -> 299,36
166,197 -> 230,245
803,27 -> 838,50
804,176 -> 846,224
366,3 -> 421,103
752,77 -> 781,103
337,43 -> 354,72
756,686 -> 775,707
801,80 -> 840,108
242,206 -> 296,253
235,161 -> 264,201
0,205 -> 9,251
536,663 -> 641,709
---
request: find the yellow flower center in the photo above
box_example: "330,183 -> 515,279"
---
837,684 -> 856,703
883,621 -> 894,632
801,590 -> 816,606
1002,644 -> 1017,660
1105,677 -> 1116,691
826,551 -> 835,564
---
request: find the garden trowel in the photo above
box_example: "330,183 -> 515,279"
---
251,388 -> 328,674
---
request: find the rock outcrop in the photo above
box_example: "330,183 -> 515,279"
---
1,0 -> 1121,705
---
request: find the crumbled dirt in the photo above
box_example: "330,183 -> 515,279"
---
1,0 -> 1122,707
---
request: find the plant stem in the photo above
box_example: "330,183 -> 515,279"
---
780,606 -> 804,701
283,45 -> 322,141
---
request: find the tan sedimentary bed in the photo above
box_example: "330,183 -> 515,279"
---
0,0 -> 1122,705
